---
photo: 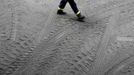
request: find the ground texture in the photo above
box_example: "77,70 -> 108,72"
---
0,0 -> 134,75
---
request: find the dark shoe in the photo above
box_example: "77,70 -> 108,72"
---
57,10 -> 67,15
77,13 -> 85,21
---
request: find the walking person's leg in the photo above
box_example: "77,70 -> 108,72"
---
68,0 -> 85,20
59,0 -> 68,9
67,0 -> 79,14
57,0 -> 68,15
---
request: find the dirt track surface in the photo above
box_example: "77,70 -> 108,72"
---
0,0 -> 134,75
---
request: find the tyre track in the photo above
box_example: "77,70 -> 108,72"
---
0,0 -> 58,74
19,12 -> 110,75
1,0 -> 134,75
0,38 -> 35,75
18,16 -> 90,75
16,1 -> 113,74
105,55 -> 134,75
91,10 -> 120,75
90,1 -> 134,75
0,0 -> 16,41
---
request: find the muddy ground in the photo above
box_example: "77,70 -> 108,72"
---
0,0 -> 134,75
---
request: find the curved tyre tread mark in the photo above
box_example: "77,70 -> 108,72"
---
0,36 -> 36,75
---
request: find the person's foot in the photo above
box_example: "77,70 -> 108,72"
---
57,10 -> 67,15
77,13 -> 85,21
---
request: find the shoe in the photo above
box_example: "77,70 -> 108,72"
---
77,13 -> 85,21
57,10 -> 67,15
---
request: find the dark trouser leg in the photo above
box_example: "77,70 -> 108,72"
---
59,0 -> 68,9
67,0 -> 79,14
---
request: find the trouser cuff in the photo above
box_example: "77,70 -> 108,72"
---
58,7 -> 64,11
76,11 -> 81,16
